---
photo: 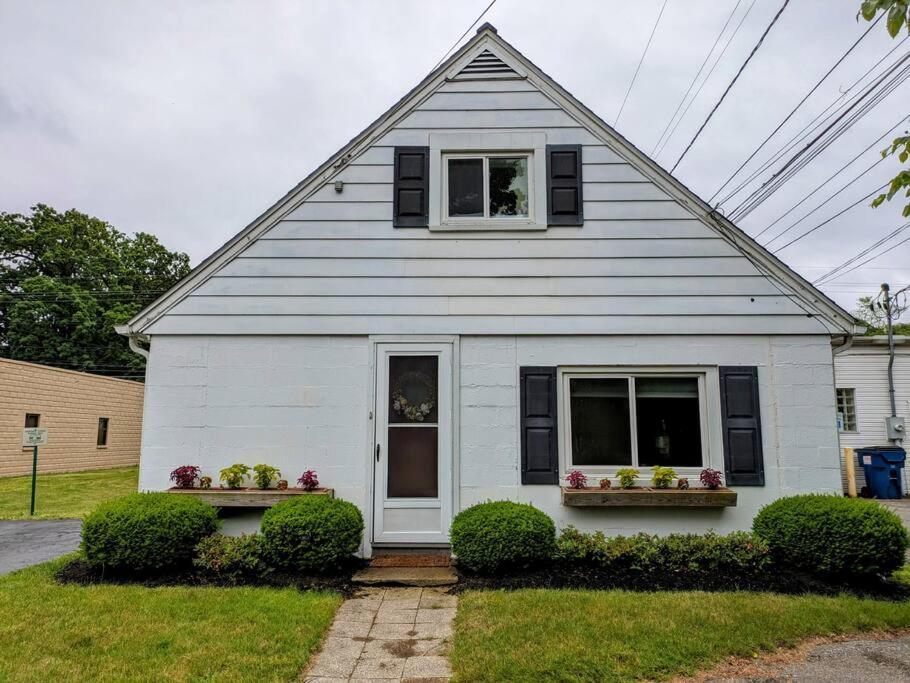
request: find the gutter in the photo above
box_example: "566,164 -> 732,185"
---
115,324 -> 150,360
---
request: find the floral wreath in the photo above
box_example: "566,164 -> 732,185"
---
391,370 -> 436,422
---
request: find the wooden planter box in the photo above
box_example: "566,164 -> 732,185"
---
167,487 -> 334,508
561,486 -> 736,508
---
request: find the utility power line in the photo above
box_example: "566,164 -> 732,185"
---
715,36 -> 910,208
771,183 -> 888,253
709,13 -> 884,204
615,0 -> 671,126
728,54 -> 910,220
813,221 -> 910,285
670,0 -> 791,173
654,0 -> 757,160
650,0 -> 745,155
754,116 -> 906,241
432,0 -> 497,71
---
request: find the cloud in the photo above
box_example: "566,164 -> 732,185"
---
1,0 -> 907,309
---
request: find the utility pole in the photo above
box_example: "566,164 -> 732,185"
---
870,283 -> 909,445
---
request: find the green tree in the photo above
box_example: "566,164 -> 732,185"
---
0,205 -> 190,378
859,1 -> 910,216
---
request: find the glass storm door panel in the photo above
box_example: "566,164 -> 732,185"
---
373,343 -> 452,545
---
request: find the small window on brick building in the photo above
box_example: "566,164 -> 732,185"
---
97,417 -> 109,447
24,414 -> 40,428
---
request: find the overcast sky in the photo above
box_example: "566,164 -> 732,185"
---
1,0 -> 908,311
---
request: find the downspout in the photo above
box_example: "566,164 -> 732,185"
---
128,335 -> 150,360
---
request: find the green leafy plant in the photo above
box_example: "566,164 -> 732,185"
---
554,525 -> 771,590
81,492 -> 219,572
650,466 -> 676,489
450,501 -> 556,574
252,464 -> 280,490
219,463 -> 250,489
194,534 -> 265,584
753,494 -> 909,579
615,468 -> 640,489
260,496 -> 363,572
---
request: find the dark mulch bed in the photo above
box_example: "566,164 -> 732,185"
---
451,564 -> 910,602
55,557 -> 366,597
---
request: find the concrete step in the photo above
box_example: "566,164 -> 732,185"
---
352,566 -> 458,587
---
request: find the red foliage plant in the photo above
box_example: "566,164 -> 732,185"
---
297,469 -> 319,491
566,470 -> 588,489
169,465 -> 201,489
699,467 -> 723,489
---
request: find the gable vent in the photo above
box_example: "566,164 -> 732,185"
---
454,50 -> 518,79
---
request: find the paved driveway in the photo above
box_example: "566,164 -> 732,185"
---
0,520 -> 81,575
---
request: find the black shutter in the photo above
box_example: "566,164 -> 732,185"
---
719,366 -> 765,486
520,366 -> 559,484
546,144 -> 583,226
393,146 -> 429,227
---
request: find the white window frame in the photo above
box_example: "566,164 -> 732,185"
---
442,152 -> 533,224
428,131 -> 548,231
560,369 -> 712,477
836,387 -> 858,433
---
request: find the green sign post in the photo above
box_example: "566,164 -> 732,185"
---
22,428 -> 48,516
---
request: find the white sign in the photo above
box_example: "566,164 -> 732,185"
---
22,428 -> 48,447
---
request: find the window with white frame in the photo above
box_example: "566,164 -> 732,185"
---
836,388 -> 857,432
443,153 -> 531,221
565,373 -> 707,470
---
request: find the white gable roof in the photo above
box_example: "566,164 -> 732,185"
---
119,24 -> 856,338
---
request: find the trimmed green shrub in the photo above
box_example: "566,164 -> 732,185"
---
194,533 -> 265,584
555,526 -> 771,589
451,501 -> 556,574
82,493 -> 219,572
260,496 -> 363,572
753,494 -> 909,579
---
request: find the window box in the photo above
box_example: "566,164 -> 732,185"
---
167,487 -> 334,508
561,486 -> 737,508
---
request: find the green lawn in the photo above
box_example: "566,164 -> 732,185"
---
0,557 -> 340,682
452,589 -> 910,682
0,466 -> 138,519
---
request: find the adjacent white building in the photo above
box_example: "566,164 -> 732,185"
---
119,25 -> 858,556
835,335 -> 910,493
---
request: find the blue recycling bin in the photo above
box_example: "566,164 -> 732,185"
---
856,446 -> 906,499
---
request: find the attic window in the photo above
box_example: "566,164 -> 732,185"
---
444,154 -> 530,221
453,49 -> 518,79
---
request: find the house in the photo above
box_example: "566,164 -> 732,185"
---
0,358 -> 143,477
835,335 -> 910,495
117,24 -> 857,554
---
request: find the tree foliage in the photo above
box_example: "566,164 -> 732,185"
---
859,1 -> 910,216
853,295 -> 910,335
0,205 -> 190,378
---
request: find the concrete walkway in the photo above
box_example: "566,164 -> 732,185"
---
304,586 -> 454,681
0,520 -> 82,574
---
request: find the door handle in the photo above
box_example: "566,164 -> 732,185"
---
376,443 -> 381,462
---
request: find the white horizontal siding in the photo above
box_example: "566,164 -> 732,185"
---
150,74 -> 827,336
149,315 -> 829,335
834,348 -> 910,492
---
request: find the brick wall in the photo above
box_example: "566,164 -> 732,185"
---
0,358 -> 144,477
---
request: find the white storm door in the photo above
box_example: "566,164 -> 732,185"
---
373,343 -> 452,545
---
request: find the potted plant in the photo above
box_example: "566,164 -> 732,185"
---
566,470 -> 587,489
700,467 -> 723,490
199,476 -> 212,489
220,463 -> 251,489
615,468 -> 639,489
599,477 -> 612,489
650,466 -> 676,489
297,469 -> 319,491
169,465 -> 201,489
276,479 -> 288,490
252,464 -> 280,490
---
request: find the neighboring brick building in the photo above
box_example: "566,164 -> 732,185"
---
0,358 -> 144,477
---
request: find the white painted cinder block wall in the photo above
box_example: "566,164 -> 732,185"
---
140,334 -> 840,542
